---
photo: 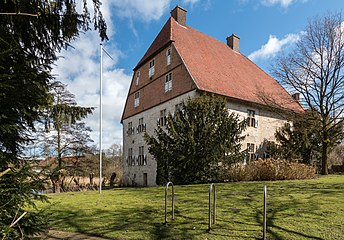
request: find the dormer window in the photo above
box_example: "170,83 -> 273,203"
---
165,72 -> 172,92
134,91 -> 140,107
135,71 -> 140,86
149,59 -> 155,78
166,48 -> 171,65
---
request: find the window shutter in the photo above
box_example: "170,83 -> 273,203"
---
144,155 -> 147,165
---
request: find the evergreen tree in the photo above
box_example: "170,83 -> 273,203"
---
273,110 -> 343,166
0,1 -> 106,238
145,94 -> 246,185
43,82 -> 94,193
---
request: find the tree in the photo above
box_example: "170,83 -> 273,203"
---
272,12 -> 344,174
272,110 -> 322,163
0,1 -> 106,238
145,94 -> 246,185
43,82 -> 94,193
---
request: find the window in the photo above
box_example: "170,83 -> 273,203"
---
165,73 -> 172,92
166,48 -> 171,65
138,146 -> 147,165
247,143 -> 255,162
149,59 -> 155,77
137,117 -> 146,133
128,148 -> 133,166
247,109 -> 257,127
134,91 -> 140,107
158,109 -> 167,126
127,122 -> 134,135
135,71 -> 140,86
175,103 -> 183,112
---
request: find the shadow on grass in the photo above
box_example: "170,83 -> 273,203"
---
255,194 -> 324,240
45,205 -> 197,239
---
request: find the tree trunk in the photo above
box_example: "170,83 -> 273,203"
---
321,141 -> 328,175
50,174 -> 61,193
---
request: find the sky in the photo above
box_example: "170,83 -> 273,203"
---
52,0 -> 344,149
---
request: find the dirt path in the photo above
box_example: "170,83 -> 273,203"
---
40,230 -> 119,240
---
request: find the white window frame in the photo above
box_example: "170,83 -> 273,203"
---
135,71 -> 140,86
247,143 -> 255,162
166,48 -> 171,65
158,109 -> 167,126
149,59 -> 155,78
247,109 -> 257,128
164,72 -> 172,92
134,91 -> 140,107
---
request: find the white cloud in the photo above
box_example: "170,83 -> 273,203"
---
53,30 -> 131,149
52,0 -> 203,149
110,0 -> 172,22
248,33 -> 300,61
182,0 -> 200,5
261,0 -> 308,8
52,0 -> 178,149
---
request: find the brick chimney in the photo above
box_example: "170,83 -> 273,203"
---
226,34 -> 240,52
170,5 -> 187,26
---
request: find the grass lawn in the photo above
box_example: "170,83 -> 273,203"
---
35,175 -> 344,239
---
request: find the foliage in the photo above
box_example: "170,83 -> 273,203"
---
268,109 -> 343,169
0,164 -> 48,239
272,12 -> 344,174
0,1 -> 106,238
40,82 -> 94,193
35,175 -> 344,240
272,110 -> 322,163
225,159 -> 316,182
145,94 -> 246,185
328,143 -> 344,165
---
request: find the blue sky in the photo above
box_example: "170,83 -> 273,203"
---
53,0 -> 344,148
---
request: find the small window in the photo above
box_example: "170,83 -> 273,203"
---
247,110 -> 256,127
138,146 -> 145,165
247,143 -> 255,162
128,148 -> 133,166
134,91 -> 140,107
137,117 -> 146,133
166,48 -> 171,65
149,59 -> 155,78
165,73 -> 172,92
135,71 -> 140,86
127,122 -> 134,135
175,103 -> 183,112
158,109 -> 167,126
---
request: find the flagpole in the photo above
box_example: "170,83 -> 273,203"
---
99,43 -> 103,193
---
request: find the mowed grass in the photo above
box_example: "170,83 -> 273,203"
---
35,175 -> 344,239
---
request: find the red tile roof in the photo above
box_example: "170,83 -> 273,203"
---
135,17 -> 303,112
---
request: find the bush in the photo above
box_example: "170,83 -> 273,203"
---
225,159 -> 316,181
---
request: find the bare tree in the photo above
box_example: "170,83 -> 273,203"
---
273,13 -> 344,174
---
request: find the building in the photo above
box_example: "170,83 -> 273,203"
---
121,6 -> 303,187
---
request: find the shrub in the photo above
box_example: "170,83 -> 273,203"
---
226,159 -> 316,181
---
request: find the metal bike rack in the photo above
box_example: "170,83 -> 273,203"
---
208,183 -> 216,231
263,185 -> 267,240
164,181 -> 175,224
